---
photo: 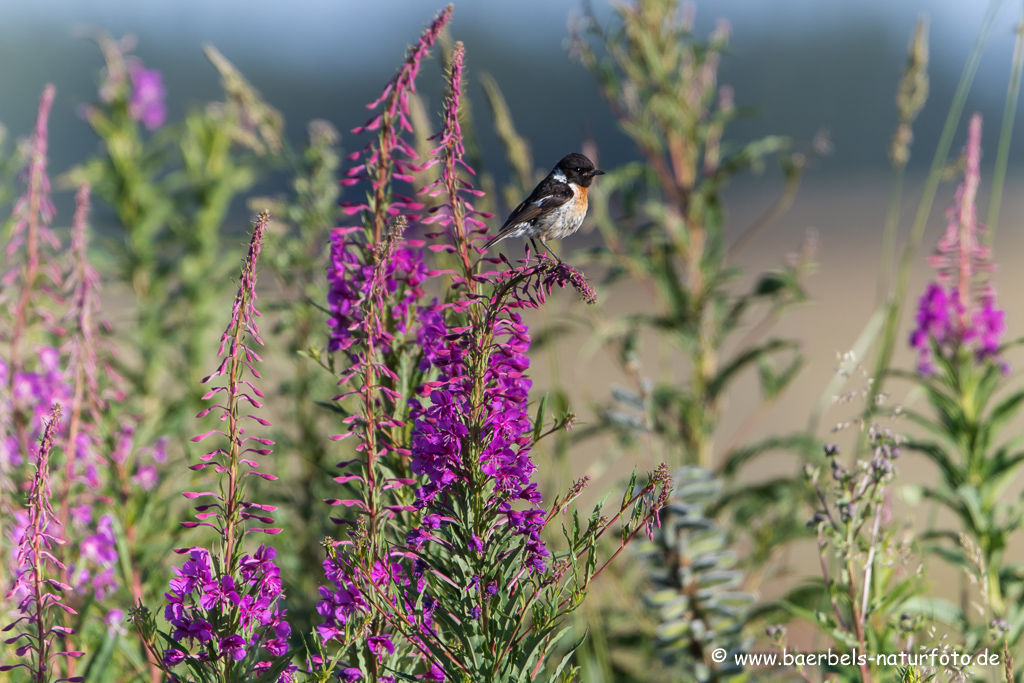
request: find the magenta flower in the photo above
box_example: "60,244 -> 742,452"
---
368,634 -> 395,660
316,558 -> 369,641
1,406 -> 86,681
129,63 -> 167,130
199,575 -> 241,610
66,513 -> 120,600
910,114 -> 1007,372
105,608 -> 126,636
168,549 -> 212,594
340,668 -> 362,682
973,293 -> 1006,358
265,621 -> 291,657
154,214 -> 292,674
327,232 -> 426,355
339,6 -> 450,242
131,463 -> 158,490
173,617 -> 214,645
219,634 -> 247,661
239,544 -> 277,580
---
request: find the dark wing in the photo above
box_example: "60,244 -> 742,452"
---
494,179 -> 574,234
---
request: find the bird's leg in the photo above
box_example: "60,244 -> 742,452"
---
538,239 -> 565,265
529,238 -> 541,259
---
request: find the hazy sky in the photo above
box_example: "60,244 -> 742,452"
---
4,0 -> 1020,74
3,0 -> 1023,185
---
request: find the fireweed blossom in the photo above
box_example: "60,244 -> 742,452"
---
1,346 -> 130,606
129,213 -> 296,681
327,230 -> 427,356
59,184 -> 130,609
1,85 -> 62,474
2,94 -> 136,636
319,32 -> 667,682
58,183 -> 176,636
909,114 -> 1007,374
316,9 -> 452,674
128,63 -> 167,130
1,88 -> 65,608
325,3 -> 445,357
3,348 -> 71,467
338,6 -> 452,243
1,406 -> 86,682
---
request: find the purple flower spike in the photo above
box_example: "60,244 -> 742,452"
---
419,41 -> 493,287
3,406 -> 87,679
129,63 -> 167,130
973,292 -> 1006,359
911,114 -> 1007,372
3,87 -> 63,463
186,211 -> 277,537
219,634 -> 247,661
327,232 -> 426,355
157,214 -> 291,673
341,5 -> 451,243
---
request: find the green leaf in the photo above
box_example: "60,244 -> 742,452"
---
548,631 -> 588,683
709,338 -> 796,399
533,393 -> 549,443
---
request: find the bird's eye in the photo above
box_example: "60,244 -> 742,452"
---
575,167 -> 583,173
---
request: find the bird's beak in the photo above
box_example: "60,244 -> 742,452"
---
591,169 -> 606,176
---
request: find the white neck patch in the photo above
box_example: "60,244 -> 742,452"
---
552,169 -> 567,184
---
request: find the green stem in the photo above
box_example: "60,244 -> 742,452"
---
870,0 -> 1004,404
986,9 -> 1024,244
876,166 -> 905,305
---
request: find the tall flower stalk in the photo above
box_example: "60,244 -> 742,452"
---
130,212 -> 295,682
2,405 -> 85,683
5,85 -> 59,377
317,29 -> 665,682
909,113 -> 1005,374
2,85 -> 62,471
1,85 -> 68,626
340,5 -> 452,244
61,183 -> 100,508
901,113 -> 1023,626
315,13 -> 448,679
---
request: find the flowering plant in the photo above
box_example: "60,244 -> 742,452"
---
309,12 -> 668,681
908,115 -> 1006,376
2,85 -> 168,683
129,212 -> 297,682
901,114 -> 1024,642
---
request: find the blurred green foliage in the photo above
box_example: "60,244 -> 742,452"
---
67,38 -> 285,431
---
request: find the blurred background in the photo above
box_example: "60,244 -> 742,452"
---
3,0 -> 1024,180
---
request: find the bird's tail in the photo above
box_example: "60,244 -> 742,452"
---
482,232 -> 507,250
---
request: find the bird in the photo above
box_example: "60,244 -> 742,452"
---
483,152 -> 604,263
